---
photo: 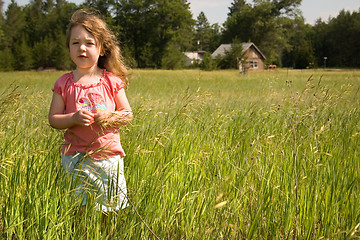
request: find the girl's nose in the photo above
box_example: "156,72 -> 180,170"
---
80,44 -> 86,51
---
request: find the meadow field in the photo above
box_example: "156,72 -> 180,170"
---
0,69 -> 359,239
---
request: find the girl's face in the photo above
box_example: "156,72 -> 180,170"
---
69,25 -> 102,71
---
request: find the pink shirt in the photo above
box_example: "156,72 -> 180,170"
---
53,69 -> 126,160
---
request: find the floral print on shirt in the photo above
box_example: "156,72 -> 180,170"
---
78,93 -> 107,113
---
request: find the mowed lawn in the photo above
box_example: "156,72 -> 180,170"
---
0,69 -> 359,239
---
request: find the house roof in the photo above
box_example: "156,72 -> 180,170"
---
184,52 -> 204,60
184,50 -> 206,56
211,42 -> 266,60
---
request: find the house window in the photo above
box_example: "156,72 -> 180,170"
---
249,60 -> 258,69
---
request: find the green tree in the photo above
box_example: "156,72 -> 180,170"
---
282,17 -> 315,68
0,0 -> 26,70
114,0 -> 159,68
326,10 -> 359,67
200,52 -> 217,70
43,2 -> 77,69
20,0 -> 76,70
311,9 -> 360,68
0,0 -> 3,18
154,0 -> 194,68
161,42 -> 187,69
194,11 -> 212,51
217,41 -> 245,69
0,0 -> 5,50
312,19 -> 329,67
24,0 -> 47,45
223,0 -> 302,65
222,1 -> 253,43
0,0 -> 4,27
0,48 -> 15,71
32,36 -> 55,69
85,0 -> 113,15
13,35 -> 34,70
208,23 -> 222,53
83,0 -> 118,31
3,0 -> 25,49
228,0 -> 246,17
114,0 -> 194,69
52,30 -> 73,70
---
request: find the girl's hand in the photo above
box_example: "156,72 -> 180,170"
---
72,110 -> 94,126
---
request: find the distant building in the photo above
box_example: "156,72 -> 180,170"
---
212,43 -> 266,71
184,51 -> 207,66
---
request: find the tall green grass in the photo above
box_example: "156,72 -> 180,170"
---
0,69 -> 359,239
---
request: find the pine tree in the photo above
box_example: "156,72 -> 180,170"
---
0,0 -> 4,21
14,35 -> 34,70
194,12 -> 212,51
52,30 -> 73,70
4,0 -> 25,49
0,48 -> 15,71
32,36 -> 54,69
0,0 -> 5,50
228,0 -> 247,17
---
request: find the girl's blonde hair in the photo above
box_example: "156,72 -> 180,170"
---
66,9 -> 129,86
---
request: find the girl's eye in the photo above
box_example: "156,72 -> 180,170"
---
72,42 -> 79,45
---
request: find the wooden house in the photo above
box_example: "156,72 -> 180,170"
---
212,43 -> 266,71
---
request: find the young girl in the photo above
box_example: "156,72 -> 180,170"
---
48,9 -> 132,212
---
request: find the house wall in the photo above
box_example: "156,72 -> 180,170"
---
244,47 -> 265,71
184,52 -> 205,66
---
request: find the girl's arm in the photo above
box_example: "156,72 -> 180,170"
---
94,88 -> 133,128
48,92 -> 94,129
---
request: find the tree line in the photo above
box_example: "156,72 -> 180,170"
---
0,0 -> 359,71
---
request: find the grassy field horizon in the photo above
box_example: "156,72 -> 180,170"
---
0,69 -> 359,239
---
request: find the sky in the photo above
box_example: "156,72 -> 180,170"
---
189,0 -> 360,25
2,0 -> 360,26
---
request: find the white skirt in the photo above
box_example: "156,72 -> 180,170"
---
62,152 -> 128,212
